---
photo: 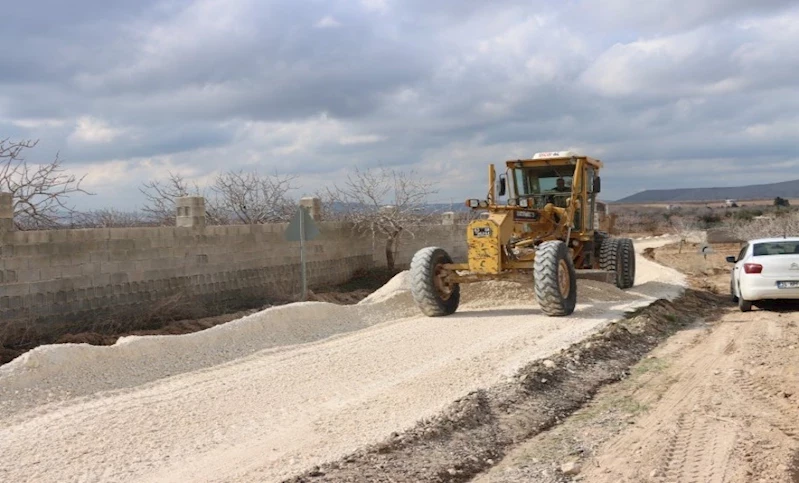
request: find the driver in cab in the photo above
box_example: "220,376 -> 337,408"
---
548,178 -> 570,208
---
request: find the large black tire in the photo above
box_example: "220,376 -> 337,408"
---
594,231 -> 609,257
410,247 -> 460,317
534,240 -> 577,316
599,236 -> 620,287
617,238 -> 636,289
599,237 -> 636,289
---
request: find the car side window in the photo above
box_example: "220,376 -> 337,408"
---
737,245 -> 748,261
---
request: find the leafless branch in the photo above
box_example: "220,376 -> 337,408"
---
139,172 -> 201,225
321,167 -> 438,269
71,208 -> 152,228
140,169 -> 297,225
209,170 -> 297,224
728,211 -> 799,241
1,138 -> 93,230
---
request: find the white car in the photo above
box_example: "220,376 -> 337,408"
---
728,237 -> 799,312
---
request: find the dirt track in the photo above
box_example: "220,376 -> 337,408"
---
0,237 -> 684,483
477,242 -> 799,483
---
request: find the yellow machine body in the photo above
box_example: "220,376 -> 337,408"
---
456,152 -> 607,278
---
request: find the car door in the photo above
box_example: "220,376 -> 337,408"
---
733,243 -> 749,296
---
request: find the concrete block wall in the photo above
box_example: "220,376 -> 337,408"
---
0,194 -> 468,343
0,222 -> 376,337
375,224 -> 468,268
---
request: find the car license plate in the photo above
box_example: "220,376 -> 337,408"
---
777,281 -> 799,289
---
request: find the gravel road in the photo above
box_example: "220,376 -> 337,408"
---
0,236 -> 685,483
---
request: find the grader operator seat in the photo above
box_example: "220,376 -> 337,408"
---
515,166 -> 579,228
548,178 -> 570,208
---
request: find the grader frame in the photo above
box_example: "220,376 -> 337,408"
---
409,151 -> 636,317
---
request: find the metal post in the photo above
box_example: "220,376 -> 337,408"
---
300,206 -> 307,301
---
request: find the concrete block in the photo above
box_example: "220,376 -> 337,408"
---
38,266 -> 63,281
90,251 -> 110,263
46,230 -> 69,243
2,283 -> 30,297
49,252 -> 74,267
176,196 -> 206,228
101,262 -> 120,274
60,265 -> 85,279
0,244 -> 14,258
81,263 -> 102,276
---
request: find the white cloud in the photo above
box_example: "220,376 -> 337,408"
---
315,16 -> 341,28
361,0 -> 389,13
10,118 -> 68,129
339,134 -> 385,145
68,117 -> 124,144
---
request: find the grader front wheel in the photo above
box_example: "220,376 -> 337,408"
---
410,247 -> 461,317
534,240 -> 577,316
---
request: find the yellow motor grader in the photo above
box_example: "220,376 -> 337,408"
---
410,151 -> 635,317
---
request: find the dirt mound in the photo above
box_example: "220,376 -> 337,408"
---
286,290 -> 725,483
359,271 -> 411,304
0,347 -> 22,366
0,268 -> 400,368
0,301 -> 384,418
309,290 -> 372,305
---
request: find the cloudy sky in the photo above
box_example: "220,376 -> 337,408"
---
3,0 -> 799,210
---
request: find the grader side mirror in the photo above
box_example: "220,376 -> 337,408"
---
498,174 -> 507,197
593,176 -> 601,193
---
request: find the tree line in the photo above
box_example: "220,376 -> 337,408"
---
1,138 -> 442,269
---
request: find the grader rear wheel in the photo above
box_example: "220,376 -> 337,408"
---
599,236 -> 636,289
410,247 -> 460,317
617,238 -> 636,289
534,240 -> 577,316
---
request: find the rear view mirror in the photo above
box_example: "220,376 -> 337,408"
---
498,175 -> 507,197
593,176 -> 601,193
726,256 -> 736,263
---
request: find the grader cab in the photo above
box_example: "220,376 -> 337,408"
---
409,151 -> 635,317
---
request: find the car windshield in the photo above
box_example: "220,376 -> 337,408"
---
752,241 -> 799,256
513,166 -> 575,196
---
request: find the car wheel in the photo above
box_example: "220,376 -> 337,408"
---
738,296 -> 753,312
730,278 -> 739,303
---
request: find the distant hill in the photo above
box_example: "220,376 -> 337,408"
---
616,178 -> 799,204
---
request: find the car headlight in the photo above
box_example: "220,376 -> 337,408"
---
507,198 -> 518,206
519,198 -> 530,208
466,199 -> 480,208
479,200 -> 489,208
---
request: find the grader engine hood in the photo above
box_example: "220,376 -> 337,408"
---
467,212 -> 514,274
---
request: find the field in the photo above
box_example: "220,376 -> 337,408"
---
613,198 -> 799,209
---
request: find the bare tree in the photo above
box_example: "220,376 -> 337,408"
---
139,172 -> 202,225
211,170 -> 297,224
140,170 -> 297,226
669,215 -> 701,253
0,138 -> 91,229
73,208 -> 151,228
322,167 -> 438,270
729,211 -> 799,241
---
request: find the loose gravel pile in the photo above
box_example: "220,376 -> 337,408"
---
0,236 -> 686,483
